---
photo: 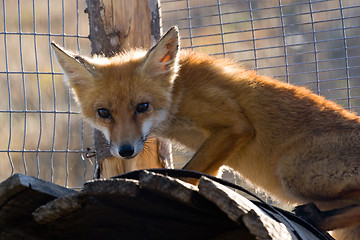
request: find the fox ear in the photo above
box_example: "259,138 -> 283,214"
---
141,27 -> 180,83
51,42 -> 96,87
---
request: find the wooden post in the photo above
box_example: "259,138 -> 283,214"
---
85,0 -> 172,178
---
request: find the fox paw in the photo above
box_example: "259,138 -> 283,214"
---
294,202 -> 324,229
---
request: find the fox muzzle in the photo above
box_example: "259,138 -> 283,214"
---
118,145 -> 135,158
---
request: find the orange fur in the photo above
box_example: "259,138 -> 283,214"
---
52,27 -> 360,239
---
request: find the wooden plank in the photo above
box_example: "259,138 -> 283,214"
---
33,176 -> 242,239
138,170 -> 231,219
0,173 -> 74,206
0,174 -> 75,239
138,170 -> 199,203
197,177 -> 332,239
198,176 -> 295,240
33,178 -> 140,224
0,172 -> 330,239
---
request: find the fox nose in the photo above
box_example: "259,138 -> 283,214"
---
118,145 -> 135,158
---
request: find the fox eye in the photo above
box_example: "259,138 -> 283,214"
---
136,102 -> 149,114
98,108 -> 111,118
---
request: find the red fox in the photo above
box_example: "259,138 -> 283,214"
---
52,27 -> 360,239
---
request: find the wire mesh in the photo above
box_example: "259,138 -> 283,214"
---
0,0 -> 93,189
0,0 -> 359,189
161,0 -> 360,111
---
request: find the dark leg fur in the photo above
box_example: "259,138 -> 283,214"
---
295,202 -> 360,231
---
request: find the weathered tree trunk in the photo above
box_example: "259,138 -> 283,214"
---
85,0 -> 172,178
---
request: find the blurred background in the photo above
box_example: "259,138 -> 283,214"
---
0,0 -> 359,189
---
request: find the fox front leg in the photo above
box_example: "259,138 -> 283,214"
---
182,115 -> 255,184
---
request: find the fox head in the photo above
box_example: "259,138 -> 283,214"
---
52,27 -> 180,159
